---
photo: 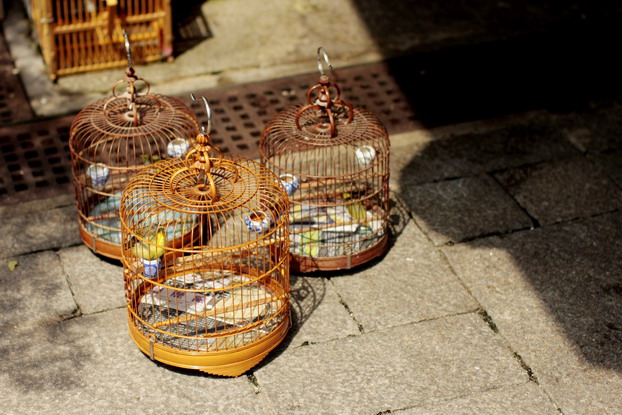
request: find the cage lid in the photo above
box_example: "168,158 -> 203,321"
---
260,47 -> 388,151
69,31 -> 198,166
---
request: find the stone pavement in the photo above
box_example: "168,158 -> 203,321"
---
2,1 -> 622,414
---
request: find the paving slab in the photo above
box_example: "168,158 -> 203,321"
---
288,274 -> 360,347
394,382 -> 559,414
397,121 -> 578,187
330,221 -> 478,332
495,157 -> 622,225
556,104 -> 622,153
443,212 -> 622,414
0,203 -> 81,259
0,308 -> 266,415
0,251 -> 76,328
58,246 -> 125,315
402,175 -> 532,246
254,313 -> 528,415
589,150 -> 622,189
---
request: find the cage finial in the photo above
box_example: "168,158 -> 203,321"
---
295,47 -> 353,136
191,93 -> 212,138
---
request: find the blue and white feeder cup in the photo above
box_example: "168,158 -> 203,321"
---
244,211 -> 271,232
167,138 -> 190,158
354,145 -> 376,167
279,174 -> 299,196
141,258 -> 162,279
86,163 -> 110,189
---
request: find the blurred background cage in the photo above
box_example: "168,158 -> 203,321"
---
120,96 -> 291,376
24,0 -> 173,80
69,34 -> 199,260
259,47 -> 391,273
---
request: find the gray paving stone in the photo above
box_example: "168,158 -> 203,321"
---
1,308 -> 266,415
288,275 -> 360,346
556,104 -> 622,153
495,157 -> 622,225
443,212 -> 622,414
394,382 -> 558,414
402,176 -> 532,246
397,121 -> 577,187
0,204 -> 81,259
58,246 -> 125,315
589,150 -> 622,189
0,251 -> 77,328
331,221 -> 478,332
255,313 -> 528,415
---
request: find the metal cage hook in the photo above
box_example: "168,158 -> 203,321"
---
191,93 -> 212,136
122,29 -> 133,69
316,46 -> 334,77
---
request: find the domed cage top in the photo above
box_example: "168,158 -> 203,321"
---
120,96 -> 291,377
259,48 -> 391,273
69,32 -> 199,260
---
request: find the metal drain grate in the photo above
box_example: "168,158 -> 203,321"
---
0,60 -> 418,205
0,116 -> 74,204
181,61 -> 417,160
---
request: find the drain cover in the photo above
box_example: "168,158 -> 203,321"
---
0,60 -> 418,205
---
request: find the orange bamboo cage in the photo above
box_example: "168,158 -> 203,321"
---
259,47 -> 391,273
27,0 -> 173,80
120,95 -> 291,376
69,32 -> 199,260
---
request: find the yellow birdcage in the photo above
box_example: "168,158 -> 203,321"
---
27,0 -> 173,80
69,32 -> 199,260
259,47 -> 391,273
120,96 -> 291,376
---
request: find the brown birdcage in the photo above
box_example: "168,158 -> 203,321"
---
26,0 -> 173,80
69,33 -> 199,260
120,96 -> 291,376
259,47 -> 391,273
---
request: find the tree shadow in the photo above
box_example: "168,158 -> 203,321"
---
350,1 -> 622,128
395,108 -> 622,371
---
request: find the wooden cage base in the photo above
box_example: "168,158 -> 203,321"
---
127,309 -> 289,377
290,232 -> 389,273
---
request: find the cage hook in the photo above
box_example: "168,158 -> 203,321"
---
191,93 -> 212,136
316,46 -> 333,78
122,29 -> 133,69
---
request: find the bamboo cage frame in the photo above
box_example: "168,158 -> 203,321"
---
27,0 -> 173,80
259,47 -> 391,273
69,33 -> 199,260
121,95 -> 291,376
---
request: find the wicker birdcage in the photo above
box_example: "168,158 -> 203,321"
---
259,47 -> 391,273
27,0 -> 173,80
69,33 -> 199,260
120,96 -> 291,376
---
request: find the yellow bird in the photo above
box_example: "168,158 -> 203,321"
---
343,192 -> 367,222
130,225 -> 167,260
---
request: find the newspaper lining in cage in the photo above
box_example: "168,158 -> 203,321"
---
137,270 -> 284,352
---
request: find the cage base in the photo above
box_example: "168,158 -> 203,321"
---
290,232 -> 389,273
127,313 -> 289,377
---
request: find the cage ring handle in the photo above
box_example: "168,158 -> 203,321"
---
191,93 -> 212,135
317,46 -> 334,78
123,29 -> 133,69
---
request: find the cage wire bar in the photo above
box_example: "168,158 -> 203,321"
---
120,95 -> 291,376
26,0 -> 173,80
69,32 -> 199,260
259,47 -> 391,273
